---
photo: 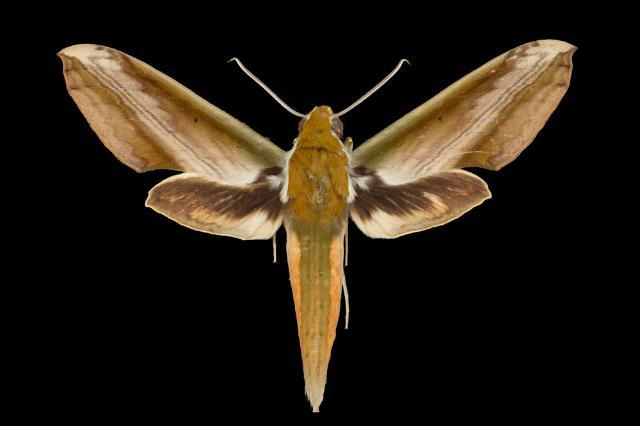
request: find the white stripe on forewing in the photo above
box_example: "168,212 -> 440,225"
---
77,47 -> 258,183
85,51 -> 219,176
374,44 -> 559,184
418,47 -> 551,176
279,146 -> 295,203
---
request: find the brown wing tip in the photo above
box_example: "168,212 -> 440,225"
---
509,40 -> 577,64
57,44 -> 110,59
532,40 -> 578,65
531,39 -> 577,52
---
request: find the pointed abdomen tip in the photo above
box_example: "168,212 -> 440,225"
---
306,382 -> 325,412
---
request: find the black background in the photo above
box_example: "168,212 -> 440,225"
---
22,3 -> 612,421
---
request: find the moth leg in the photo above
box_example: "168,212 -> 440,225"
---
272,233 -> 277,263
342,272 -> 350,330
344,225 -> 349,266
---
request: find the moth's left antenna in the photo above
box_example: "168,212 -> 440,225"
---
228,58 -> 306,118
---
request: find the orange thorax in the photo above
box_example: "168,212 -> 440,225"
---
286,106 -> 350,223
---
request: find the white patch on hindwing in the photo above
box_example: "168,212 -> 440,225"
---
279,143 -> 295,203
266,174 -> 282,190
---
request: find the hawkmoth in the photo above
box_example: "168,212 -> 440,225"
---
59,40 -> 575,412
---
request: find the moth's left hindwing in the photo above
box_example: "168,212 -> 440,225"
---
350,40 -> 575,238
59,44 -> 285,239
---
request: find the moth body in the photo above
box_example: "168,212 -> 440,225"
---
283,106 -> 350,411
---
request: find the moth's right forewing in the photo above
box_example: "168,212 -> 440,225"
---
59,44 -> 285,184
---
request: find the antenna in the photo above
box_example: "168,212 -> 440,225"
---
333,59 -> 411,118
228,58 -> 306,118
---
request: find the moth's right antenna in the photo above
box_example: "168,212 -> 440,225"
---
333,59 -> 411,118
228,58 -> 306,118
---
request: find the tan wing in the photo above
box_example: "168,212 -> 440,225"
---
59,44 -> 285,184
352,40 -> 575,185
350,40 -> 574,238
146,169 -> 283,240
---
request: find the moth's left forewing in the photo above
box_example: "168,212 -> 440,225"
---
353,40 -> 576,183
349,40 -> 575,238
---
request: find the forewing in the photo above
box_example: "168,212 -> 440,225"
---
59,44 -> 285,184
352,40 -> 575,184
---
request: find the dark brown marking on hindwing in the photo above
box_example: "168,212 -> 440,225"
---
149,168 -> 283,221
351,166 -> 487,221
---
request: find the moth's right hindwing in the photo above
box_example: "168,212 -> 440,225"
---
146,169 -> 283,240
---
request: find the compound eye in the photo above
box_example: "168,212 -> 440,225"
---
298,117 -> 307,133
331,116 -> 344,138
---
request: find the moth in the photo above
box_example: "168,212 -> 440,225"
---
59,40 -> 575,412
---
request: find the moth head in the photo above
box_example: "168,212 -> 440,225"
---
297,106 -> 330,131
297,116 -> 307,133
297,106 -> 343,139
